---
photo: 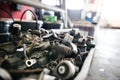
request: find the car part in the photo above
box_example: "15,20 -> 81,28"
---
26,59 -> 37,67
54,61 -> 78,80
0,28 -> 95,80
39,68 -> 56,80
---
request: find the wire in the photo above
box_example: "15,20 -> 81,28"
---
20,9 -> 38,30
0,8 -> 14,22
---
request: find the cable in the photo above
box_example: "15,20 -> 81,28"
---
20,9 -> 38,30
0,8 -> 14,22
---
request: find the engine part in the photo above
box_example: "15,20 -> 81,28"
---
33,41 -> 50,50
13,23 -> 21,32
26,40 -> 37,57
69,29 -> 76,36
28,29 -> 41,37
42,31 -> 59,41
15,46 -> 26,59
26,50 -> 50,68
63,33 -> 73,43
39,68 -> 50,78
78,38 -> 87,52
26,59 -> 37,67
0,68 -> 12,80
23,44 -> 28,59
73,32 -> 82,43
54,61 -> 77,80
70,42 -> 78,54
50,42 -> 79,61
50,42 -> 72,61
15,43 -> 30,59
0,49 -> 7,65
1,55 -> 24,69
51,42 -> 73,56
0,28 -> 95,80
86,37 -> 95,51
39,68 -> 56,80
10,23 -> 22,40
47,61 -> 57,71
75,54 -> 83,67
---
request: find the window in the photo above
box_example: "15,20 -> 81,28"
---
66,0 -> 84,10
41,0 -> 60,6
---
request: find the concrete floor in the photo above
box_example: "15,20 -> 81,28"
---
86,28 -> 120,80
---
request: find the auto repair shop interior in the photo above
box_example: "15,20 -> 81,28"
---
0,0 -> 120,80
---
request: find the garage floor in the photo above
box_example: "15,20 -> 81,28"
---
86,28 -> 120,80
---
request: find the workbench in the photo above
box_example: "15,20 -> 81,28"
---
73,20 -> 95,36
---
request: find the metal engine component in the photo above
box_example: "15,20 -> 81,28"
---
39,68 -> 56,80
39,75 -> 56,80
26,59 -> 37,67
54,61 -> 78,80
63,33 -> 73,42
50,42 -> 78,61
28,29 -> 41,37
51,42 -> 73,56
33,41 -> 50,50
78,38 -> 87,52
0,27 -> 94,80
70,42 -> 78,54
86,36 -> 95,51
0,49 -> 7,65
30,50 -> 50,68
0,68 -> 12,80
11,23 -> 22,40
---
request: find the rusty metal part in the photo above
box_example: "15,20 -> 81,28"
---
54,61 -> 77,80
0,27 -> 94,80
28,30 -> 41,37
0,49 -> 7,65
0,42 -> 16,54
33,41 -> 50,50
39,68 -> 56,80
51,42 -> 73,56
26,59 -> 37,67
23,44 -> 28,59
8,68 -> 43,74
47,61 -> 57,71
26,39 -> 37,57
29,50 -> 50,68
63,33 -> 73,42
70,42 -> 78,54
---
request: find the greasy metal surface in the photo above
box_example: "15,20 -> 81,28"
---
87,28 -> 120,80
0,28 -> 95,80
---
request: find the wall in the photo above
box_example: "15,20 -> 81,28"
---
86,0 -> 120,27
100,0 -> 120,27
0,3 -> 33,20
67,9 -> 82,21
86,0 -> 100,12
